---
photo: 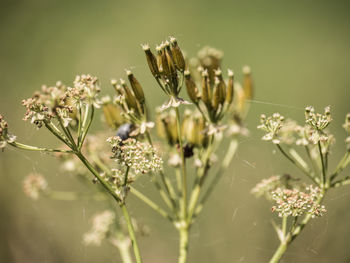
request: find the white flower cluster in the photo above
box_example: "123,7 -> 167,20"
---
0,115 -> 16,149
83,210 -> 115,246
70,74 -> 101,108
271,185 -> 326,218
23,173 -> 47,200
257,113 -> 284,144
107,137 -> 163,174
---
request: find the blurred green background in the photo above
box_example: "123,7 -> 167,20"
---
1,0 -> 350,262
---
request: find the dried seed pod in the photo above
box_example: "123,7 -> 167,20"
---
242,65 -> 253,100
201,70 -> 211,108
120,79 -> 139,112
102,103 -> 124,129
164,41 -> 177,77
160,43 -> 171,77
214,70 -> 226,104
170,37 -> 186,72
184,70 -> 199,103
126,70 -> 145,104
212,83 -> 220,111
156,45 -> 164,74
142,44 -> 159,78
225,69 -> 234,105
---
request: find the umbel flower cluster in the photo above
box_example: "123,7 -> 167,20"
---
22,75 -> 101,128
107,136 -> 163,175
254,106 -> 350,263
1,36 -> 254,263
271,186 -> 326,218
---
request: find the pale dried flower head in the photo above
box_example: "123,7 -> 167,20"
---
251,175 -> 283,199
83,210 -> 115,246
23,173 -> 47,200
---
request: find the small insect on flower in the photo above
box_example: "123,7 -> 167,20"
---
116,123 -> 134,141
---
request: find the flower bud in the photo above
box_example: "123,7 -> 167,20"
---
126,70 -> 145,104
184,70 -> 199,103
170,37 -> 186,72
142,44 -> 160,78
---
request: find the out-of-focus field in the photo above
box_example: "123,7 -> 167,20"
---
1,0 -> 350,262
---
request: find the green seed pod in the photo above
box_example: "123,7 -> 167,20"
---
170,37 -> 186,72
184,70 -> 199,103
126,70 -> 145,104
242,65 -> 253,100
142,44 -> 159,78
225,69 -> 234,105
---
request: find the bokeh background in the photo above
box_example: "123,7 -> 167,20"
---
1,0 -> 350,262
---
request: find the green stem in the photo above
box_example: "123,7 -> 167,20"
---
9,141 -> 73,153
175,107 -> 188,219
79,105 -> 94,150
130,186 -> 173,222
281,216 -> 287,238
317,141 -> 327,185
178,227 -> 189,263
330,150 -> 350,182
43,189 -> 106,201
194,139 -> 238,216
276,144 -> 318,184
269,242 -> 288,263
331,176 -> 350,188
120,203 -> 143,263
269,190 -> 325,263
44,121 -> 73,148
110,237 -> 133,263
